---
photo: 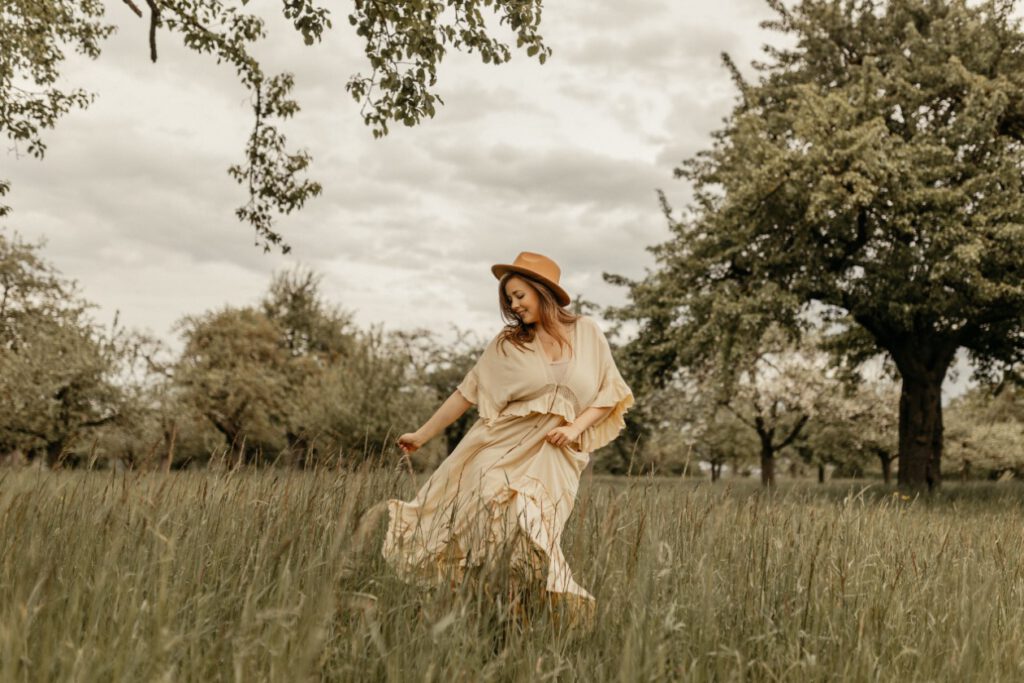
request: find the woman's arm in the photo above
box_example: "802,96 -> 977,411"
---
398,389 -> 473,454
546,405 -> 612,448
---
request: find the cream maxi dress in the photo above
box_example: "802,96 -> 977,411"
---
382,315 -> 634,601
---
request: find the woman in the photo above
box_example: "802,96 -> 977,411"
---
383,251 -> 634,605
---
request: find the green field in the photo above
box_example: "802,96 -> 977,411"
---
2,469 -> 1023,681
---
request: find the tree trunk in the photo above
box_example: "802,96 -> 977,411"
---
163,422 -> 178,473
45,441 -> 66,469
897,371 -> 945,490
711,462 -> 722,482
817,463 -> 825,484
208,416 -> 246,469
867,330 -> 956,490
877,450 -> 893,485
760,442 -> 775,488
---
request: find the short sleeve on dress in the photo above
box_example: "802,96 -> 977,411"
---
453,335 -> 502,421
456,367 -> 479,405
578,324 -> 635,453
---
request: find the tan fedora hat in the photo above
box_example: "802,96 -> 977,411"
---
491,251 -> 571,307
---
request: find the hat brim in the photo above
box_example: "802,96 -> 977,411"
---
491,264 -> 571,307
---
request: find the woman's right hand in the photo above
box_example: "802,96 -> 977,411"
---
397,431 -> 426,455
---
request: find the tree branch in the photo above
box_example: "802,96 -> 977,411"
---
720,398 -> 758,430
145,0 -> 160,62
6,425 -> 48,440
80,414 -> 119,430
122,0 -> 143,18
776,413 -> 809,450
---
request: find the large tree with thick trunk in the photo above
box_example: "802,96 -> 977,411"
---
609,0 -> 1024,489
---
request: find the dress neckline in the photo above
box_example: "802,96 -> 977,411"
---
532,321 -> 578,381
535,322 -> 575,363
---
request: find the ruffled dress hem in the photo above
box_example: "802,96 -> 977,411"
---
382,484 -> 594,601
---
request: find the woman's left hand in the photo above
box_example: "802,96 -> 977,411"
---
546,424 -> 580,449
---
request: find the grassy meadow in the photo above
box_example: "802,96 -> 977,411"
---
1,467 -> 1024,682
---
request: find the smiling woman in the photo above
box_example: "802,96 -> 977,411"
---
384,251 -> 634,617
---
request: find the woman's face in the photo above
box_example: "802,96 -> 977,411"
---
504,276 -> 540,325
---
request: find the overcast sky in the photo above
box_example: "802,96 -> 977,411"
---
7,0 -> 781,348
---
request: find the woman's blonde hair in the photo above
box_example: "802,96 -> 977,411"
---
497,272 -> 579,355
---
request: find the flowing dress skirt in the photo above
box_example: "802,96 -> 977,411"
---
383,411 -> 593,601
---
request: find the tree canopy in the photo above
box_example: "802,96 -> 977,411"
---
946,384 -> 1024,479
1,0 -> 551,250
611,0 -> 1024,489
0,231 -> 129,465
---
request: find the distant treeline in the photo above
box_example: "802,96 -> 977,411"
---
0,232 -> 484,471
3,231 -> 1023,480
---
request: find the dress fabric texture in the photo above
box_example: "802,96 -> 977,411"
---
382,315 -> 634,601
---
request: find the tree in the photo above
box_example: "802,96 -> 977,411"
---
174,307 -> 294,463
620,324 -> 846,486
173,268 -> 437,467
690,403 -> 757,482
790,375 -> 900,483
285,326 -> 436,467
91,333 -> 222,470
259,267 -> 433,466
793,420 -> 852,483
261,267 -> 356,361
712,330 -> 847,487
611,0 -> 1024,489
0,316 -> 128,466
623,367 -> 757,479
1,0 -> 552,250
593,375 -> 697,475
411,328 -> 485,456
946,384 -> 1024,479
851,378 -> 900,483
0,231 -> 127,466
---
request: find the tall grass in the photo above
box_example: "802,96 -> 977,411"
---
1,468 -> 1023,681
